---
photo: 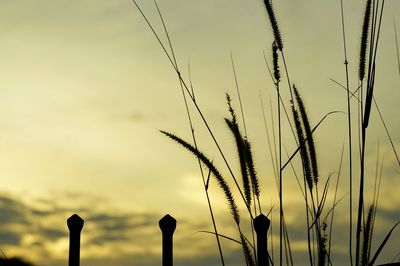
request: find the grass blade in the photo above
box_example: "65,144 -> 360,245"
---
394,18 -> 400,77
368,222 -> 400,266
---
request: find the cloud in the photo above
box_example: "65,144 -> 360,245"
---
0,195 -> 30,225
0,231 -> 22,246
1,184 -> 399,266
0,195 -> 31,246
0,192 -> 225,265
128,112 -> 146,122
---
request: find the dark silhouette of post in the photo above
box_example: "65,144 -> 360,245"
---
67,214 -> 84,266
254,214 -> 270,266
159,214 -> 176,266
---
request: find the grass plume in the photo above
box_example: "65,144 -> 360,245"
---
243,139 -> 261,202
360,205 -> 374,265
241,234 -> 256,266
263,0 -> 283,51
161,130 -> 240,225
318,223 -> 328,266
293,85 -> 319,185
359,0 -> 372,81
291,103 -> 313,191
226,95 -> 252,208
226,118 -> 252,208
272,42 -> 281,83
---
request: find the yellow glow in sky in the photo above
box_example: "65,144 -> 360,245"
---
0,0 -> 399,265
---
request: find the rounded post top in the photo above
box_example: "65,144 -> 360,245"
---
159,214 -> 176,234
67,214 -> 84,232
254,214 -> 271,234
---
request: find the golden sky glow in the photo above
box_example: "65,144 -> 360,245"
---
0,1 -> 399,265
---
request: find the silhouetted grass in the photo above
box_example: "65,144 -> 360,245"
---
132,0 -> 399,265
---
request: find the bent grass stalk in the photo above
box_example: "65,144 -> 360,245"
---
132,0 -> 254,220
153,2 -> 225,263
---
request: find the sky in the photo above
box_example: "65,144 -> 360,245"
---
0,0 -> 399,265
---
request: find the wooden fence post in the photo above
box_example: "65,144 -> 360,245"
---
159,214 -> 176,266
67,214 -> 84,266
254,214 -> 271,266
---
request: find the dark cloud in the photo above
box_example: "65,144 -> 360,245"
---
0,195 -> 30,246
39,227 -> 66,241
88,233 -> 130,246
87,213 -> 132,228
0,231 -> 22,245
0,192 -> 198,264
2,191 -> 397,266
376,207 -> 400,224
0,195 -> 29,225
83,212 -> 161,245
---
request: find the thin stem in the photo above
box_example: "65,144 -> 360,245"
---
356,2 -> 385,264
328,141 -> 345,258
230,51 -> 248,137
331,78 -> 400,168
280,52 -> 294,103
355,126 -> 367,266
394,18 -> 400,77
270,202 -> 275,264
278,82 -> 283,266
263,52 -> 298,143
153,2 -> 225,264
372,96 -> 400,167
284,211 -> 294,266
260,92 -> 278,184
339,0 -> 353,264
281,111 -> 341,171
304,165 -> 314,266
132,0 -> 254,217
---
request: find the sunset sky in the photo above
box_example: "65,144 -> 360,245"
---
0,0 -> 399,265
